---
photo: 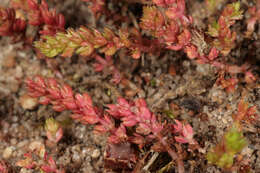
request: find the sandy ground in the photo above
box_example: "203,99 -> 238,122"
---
0,0 -> 259,172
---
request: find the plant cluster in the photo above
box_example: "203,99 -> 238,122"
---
16,141 -> 65,173
45,117 -> 63,144
207,2 -> 243,56
0,0 -> 259,172
26,75 -> 199,172
233,99 -> 258,124
206,98 -> 258,171
26,75 -> 258,172
81,0 -> 106,17
0,0 -> 65,45
245,0 -> 260,37
35,26 -> 154,58
0,7 -> 26,38
11,0 -> 65,36
206,125 -> 247,169
33,0 -> 243,63
1,0 -> 257,84
32,0 -> 256,90
0,160 -> 9,173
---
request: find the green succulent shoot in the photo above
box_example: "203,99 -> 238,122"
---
224,126 -> 247,154
206,125 -> 247,169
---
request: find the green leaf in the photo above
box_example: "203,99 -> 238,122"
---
150,78 -> 156,87
225,126 -> 247,154
206,151 -> 219,164
217,153 -> 233,168
207,20 -> 219,37
163,110 -> 175,119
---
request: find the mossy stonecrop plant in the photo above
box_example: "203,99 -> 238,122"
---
206,125 -> 247,169
34,0 -> 191,59
33,0 -> 257,89
16,141 -> 65,173
34,0 -> 200,60
34,1 -> 243,64
206,99 -> 258,170
26,76 -> 199,173
0,0 -> 257,172
244,0 -> 260,37
1,0 -> 65,39
3,0 -> 255,84
45,117 -> 63,144
1,0 -> 254,77
0,7 -> 26,37
207,2 -> 243,56
34,26 -> 154,59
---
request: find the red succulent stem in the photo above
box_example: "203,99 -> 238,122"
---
0,7 -> 26,37
26,76 -> 188,172
26,0 -> 65,35
155,132 -> 184,173
1,0 -> 65,40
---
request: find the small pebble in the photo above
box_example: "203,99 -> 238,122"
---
3,146 -> 14,159
17,140 -> 29,148
20,168 -> 33,173
2,52 -> 16,68
222,118 -> 227,124
19,94 -> 38,110
11,116 -> 18,122
72,152 -> 81,162
29,140 -> 45,155
10,138 -> 17,145
91,149 -> 100,159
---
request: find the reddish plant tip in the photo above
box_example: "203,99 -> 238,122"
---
0,7 -> 26,37
172,120 -> 196,145
45,118 -> 63,143
27,0 -> 65,35
0,160 -> 9,173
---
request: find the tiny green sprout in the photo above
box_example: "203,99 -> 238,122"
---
223,2 -> 243,21
45,118 -> 59,135
163,110 -> 175,119
45,118 -> 63,143
206,0 -> 216,10
230,2 -> 243,19
150,79 -> 156,87
206,125 -> 247,169
217,153 -> 234,168
207,20 -> 219,37
106,88 -> 111,96
224,126 -> 247,154
34,34 -> 66,58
